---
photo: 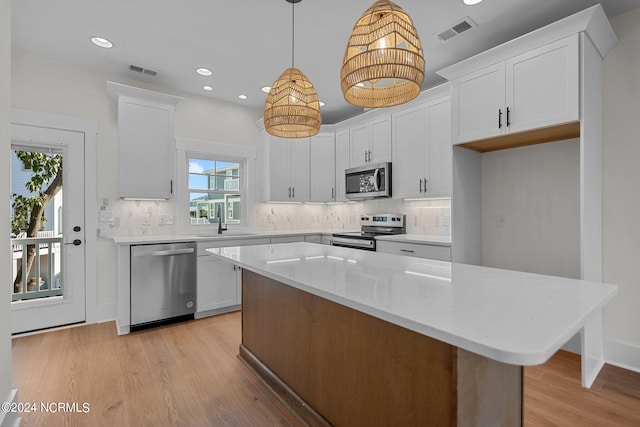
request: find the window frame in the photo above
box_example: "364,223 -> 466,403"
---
176,138 -> 256,235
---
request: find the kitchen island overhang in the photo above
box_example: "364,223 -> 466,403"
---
207,243 -> 617,426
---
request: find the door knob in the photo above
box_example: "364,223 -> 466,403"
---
73,239 -> 82,246
73,226 -> 81,232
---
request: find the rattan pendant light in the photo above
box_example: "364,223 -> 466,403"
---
341,0 -> 425,108
264,0 -> 321,138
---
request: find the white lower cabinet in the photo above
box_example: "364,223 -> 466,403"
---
376,241 -> 451,261
270,235 -> 306,244
304,234 -> 323,244
197,256 -> 240,315
196,237 -> 269,318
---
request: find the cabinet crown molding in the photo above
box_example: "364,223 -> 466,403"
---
437,4 -> 617,81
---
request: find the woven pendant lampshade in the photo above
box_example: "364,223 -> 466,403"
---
341,0 -> 425,108
264,67 -> 321,138
264,0 -> 321,138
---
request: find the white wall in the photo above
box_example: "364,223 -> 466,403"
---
0,0 -> 13,418
603,7 -> 640,352
481,139 -> 580,279
11,51 -> 263,318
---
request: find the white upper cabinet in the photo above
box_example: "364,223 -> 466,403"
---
506,35 -> 579,133
349,115 -> 391,167
426,98 -> 452,197
392,105 -> 427,198
392,95 -> 451,199
335,130 -> 350,202
349,123 -> 370,167
263,131 -> 310,202
107,81 -> 183,199
448,34 -> 579,145
451,63 -> 505,143
310,133 -> 336,202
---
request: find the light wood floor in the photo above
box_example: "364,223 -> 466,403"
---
12,312 -> 640,427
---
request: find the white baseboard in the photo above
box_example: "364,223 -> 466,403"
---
115,318 -> 130,336
0,389 -> 20,427
88,303 -> 117,324
194,305 -> 241,319
605,339 -> 640,373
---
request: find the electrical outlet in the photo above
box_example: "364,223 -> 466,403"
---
99,211 -> 114,223
142,214 -> 151,226
159,214 -> 174,225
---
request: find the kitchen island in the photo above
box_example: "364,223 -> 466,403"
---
207,243 -> 617,426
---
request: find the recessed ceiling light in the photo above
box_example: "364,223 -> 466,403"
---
196,67 -> 213,76
463,0 -> 484,5
90,36 -> 113,49
261,86 -> 272,93
238,94 -> 248,100
319,101 -> 326,107
203,85 -> 213,91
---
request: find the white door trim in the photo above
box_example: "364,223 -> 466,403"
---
11,108 -> 99,324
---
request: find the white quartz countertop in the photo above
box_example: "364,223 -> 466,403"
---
111,230 -> 346,245
112,231 -> 449,246
207,242 -> 617,366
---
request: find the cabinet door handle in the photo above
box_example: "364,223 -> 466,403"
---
419,179 -> 423,193
400,249 -> 415,253
507,107 -> 511,127
424,178 -> 428,192
292,187 -> 295,198
170,179 -> 173,194
332,188 -> 334,199
368,150 -> 372,162
498,109 -> 503,129
364,151 -> 368,163
288,187 -> 291,198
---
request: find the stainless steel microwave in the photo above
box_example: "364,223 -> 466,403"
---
345,162 -> 392,200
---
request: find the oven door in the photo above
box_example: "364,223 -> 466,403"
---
331,235 -> 376,251
345,163 -> 391,200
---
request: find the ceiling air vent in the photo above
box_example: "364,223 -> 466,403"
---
435,17 -> 477,42
129,64 -> 158,77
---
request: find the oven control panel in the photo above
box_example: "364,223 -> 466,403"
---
360,214 -> 405,228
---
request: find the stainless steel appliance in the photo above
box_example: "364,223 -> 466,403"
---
345,162 -> 392,200
130,241 -> 196,330
332,214 -> 405,251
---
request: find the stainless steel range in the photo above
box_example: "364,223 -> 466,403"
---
332,214 -> 405,251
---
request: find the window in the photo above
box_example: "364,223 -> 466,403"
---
188,157 -> 242,225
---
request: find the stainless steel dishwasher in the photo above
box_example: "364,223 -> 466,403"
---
130,241 -> 196,330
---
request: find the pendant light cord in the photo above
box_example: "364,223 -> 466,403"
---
291,1 -> 295,68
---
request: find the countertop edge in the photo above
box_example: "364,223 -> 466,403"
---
206,245 -> 617,366
111,231 -> 451,246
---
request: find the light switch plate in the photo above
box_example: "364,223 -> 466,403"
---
159,214 -> 174,225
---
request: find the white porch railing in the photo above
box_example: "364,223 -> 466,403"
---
11,236 -> 63,302
224,178 -> 239,191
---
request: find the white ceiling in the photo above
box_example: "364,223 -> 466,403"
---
11,0 -> 640,124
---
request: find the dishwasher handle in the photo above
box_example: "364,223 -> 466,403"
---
135,248 -> 195,257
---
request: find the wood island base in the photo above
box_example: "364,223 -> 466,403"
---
240,270 -> 523,427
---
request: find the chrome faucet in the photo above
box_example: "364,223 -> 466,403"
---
217,204 -> 226,234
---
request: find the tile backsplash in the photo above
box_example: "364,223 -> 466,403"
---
97,198 -> 178,239
253,198 -> 451,236
97,197 -> 451,239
